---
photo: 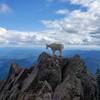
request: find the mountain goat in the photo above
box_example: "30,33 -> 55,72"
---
46,43 -> 64,57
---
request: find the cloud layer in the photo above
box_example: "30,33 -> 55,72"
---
0,0 -> 100,47
0,27 -> 57,46
43,0 -> 100,45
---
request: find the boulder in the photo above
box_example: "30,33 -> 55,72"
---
53,74 -> 83,100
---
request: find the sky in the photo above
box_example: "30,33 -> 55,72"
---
0,0 -> 100,47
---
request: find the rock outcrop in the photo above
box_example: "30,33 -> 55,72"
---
0,52 -> 97,100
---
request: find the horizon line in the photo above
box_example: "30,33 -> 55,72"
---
0,45 -> 100,50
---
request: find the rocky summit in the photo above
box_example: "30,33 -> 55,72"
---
0,52 -> 97,100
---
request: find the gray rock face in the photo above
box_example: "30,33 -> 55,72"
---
53,74 -> 83,100
37,52 -> 62,89
0,52 -> 97,100
62,55 -> 97,100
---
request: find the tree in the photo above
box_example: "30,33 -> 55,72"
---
96,68 -> 100,100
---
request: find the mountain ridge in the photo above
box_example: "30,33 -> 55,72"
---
0,52 -> 97,100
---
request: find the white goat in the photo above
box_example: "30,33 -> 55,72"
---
46,43 -> 64,56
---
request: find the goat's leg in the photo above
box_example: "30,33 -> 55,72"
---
52,50 -> 56,64
59,49 -> 62,57
53,50 -> 56,56
59,49 -> 63,65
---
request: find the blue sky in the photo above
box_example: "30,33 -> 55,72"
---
0,0 -> 100,47
0,0 -> 87,31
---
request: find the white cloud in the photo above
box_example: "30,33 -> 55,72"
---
56,9 -> 69,15
69,0 -> 94,7
0,0 -> 100,47
0,3 -> 11,14
42,0 -> 100,46
0,27 -> 58,46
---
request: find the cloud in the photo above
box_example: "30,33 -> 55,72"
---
41,0 -> 100,46
69,0 -> 94,7
0,3 -> 11,14
56,9 -> 69,15
0,27 -> 58,46
0,0 -> 100,47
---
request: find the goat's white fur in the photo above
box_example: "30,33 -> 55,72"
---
46,43 -> 64,56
